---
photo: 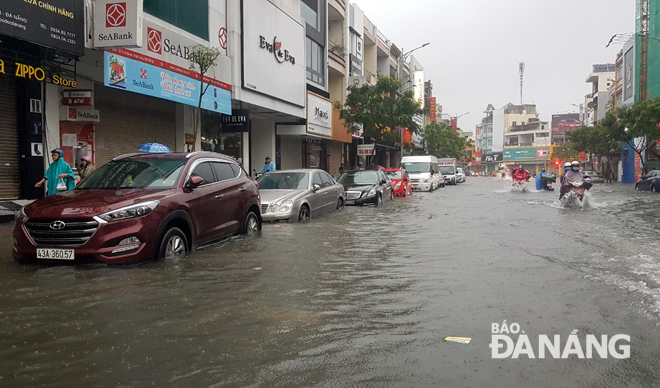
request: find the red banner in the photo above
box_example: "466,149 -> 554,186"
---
403,128 -> 413,143
451,117 -> 457,132
430,97 -> 437,123
579,151 -> 586,161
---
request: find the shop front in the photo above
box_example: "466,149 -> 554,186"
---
0,0 -> 85,199
503,146 -> 552,173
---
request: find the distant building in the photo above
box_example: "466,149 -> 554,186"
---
584,64 -> 616,125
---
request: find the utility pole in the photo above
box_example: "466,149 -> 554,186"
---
638,0 -> 649,101
519,62 -> 525,105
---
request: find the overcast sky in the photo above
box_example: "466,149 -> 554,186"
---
354,0 -> 636,132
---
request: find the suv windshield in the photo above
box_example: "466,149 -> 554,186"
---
77,159 -> 186,190
401,162 -> 431,173
439,166 -> 455,175
338,171 -> 378,185
258,173 -> 309,189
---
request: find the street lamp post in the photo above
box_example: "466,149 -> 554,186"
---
443,112 -> 470,132
398,43 -> 430,160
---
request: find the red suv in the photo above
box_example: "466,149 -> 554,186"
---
13,152 -> 262,265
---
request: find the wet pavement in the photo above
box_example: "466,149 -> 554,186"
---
1,177 -> 660,387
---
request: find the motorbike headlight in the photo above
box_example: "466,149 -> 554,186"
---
278,200 -> 293,212
368,188 -> 377,196
394,182 -> 402,189
98,200 -> 160,222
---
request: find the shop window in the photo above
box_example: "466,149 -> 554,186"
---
306,37 -> 325,86
201,110 -> 244,163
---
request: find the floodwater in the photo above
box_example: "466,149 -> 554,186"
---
1,177 -> 660,387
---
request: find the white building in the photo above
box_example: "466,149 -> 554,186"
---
584,64 -> 616,125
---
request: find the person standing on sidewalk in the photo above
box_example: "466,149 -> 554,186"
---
35,148 -> 75,195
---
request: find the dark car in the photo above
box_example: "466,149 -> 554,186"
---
13,152 -> 262,265
338,170 -> 394,206
635,170 -> 660,192
582,171 -> 604,184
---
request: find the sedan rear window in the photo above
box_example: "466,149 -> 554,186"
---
77,159 -> 186,189
338,171 -> 378,185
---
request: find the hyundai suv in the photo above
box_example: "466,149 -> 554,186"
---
13,152 -> 262,265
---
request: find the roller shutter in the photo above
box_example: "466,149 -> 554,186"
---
0,76 -> 20,200
94,85 -> 177,166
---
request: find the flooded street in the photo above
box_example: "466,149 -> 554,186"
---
2,177 -> 660,387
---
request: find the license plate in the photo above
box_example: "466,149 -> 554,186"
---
345,200 -> 355,205
37,248 -> 75,260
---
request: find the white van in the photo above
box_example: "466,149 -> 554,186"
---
401,156 -> 440,192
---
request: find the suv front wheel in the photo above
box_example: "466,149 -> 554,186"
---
158,227 -> 188,259
243,210 -> 261,235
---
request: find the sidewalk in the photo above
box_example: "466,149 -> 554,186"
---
0,200 -> 34,224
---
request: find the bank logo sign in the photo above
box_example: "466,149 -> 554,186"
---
147,27 -> 162,54
106,3 -> 127,27
94,0 -> 143,48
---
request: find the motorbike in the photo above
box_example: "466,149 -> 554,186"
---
560,180 -> 593,207
512,171 -> 531,191
541,173 -> 556,191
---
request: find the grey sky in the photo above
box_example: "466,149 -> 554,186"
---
354,0 -> 636,132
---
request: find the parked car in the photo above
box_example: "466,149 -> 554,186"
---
13,152 -> 262,265
582,170 -> 604,183
635,170 -> 660,192
257,169 -> 345,222
338,170 -> 394,206
456,167 -> 466,183
383,168 -> 413,197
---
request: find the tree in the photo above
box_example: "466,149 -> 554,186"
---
188,45 -> 221,152
339,76 -> 424,149
422,122 -> 470,160
599,100 -> 660,170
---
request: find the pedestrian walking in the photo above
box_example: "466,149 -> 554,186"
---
35,148 -> 75,195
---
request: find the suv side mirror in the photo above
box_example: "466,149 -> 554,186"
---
312,183 -> 321,191
188,175 -> 205,188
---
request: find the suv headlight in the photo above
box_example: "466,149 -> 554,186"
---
15,207 -> 28,224
368,188 -> 377,196
98,200 -> 160,222
278,200 -> 293,212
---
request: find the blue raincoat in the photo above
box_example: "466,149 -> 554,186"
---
44,158 -> 75,195
535,170 -> 544,190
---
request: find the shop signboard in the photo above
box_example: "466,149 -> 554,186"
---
358,144 -> 375,156
104,51 -> 231,114
0,0 -> 84,55
61,89 -> 93,106
482,151 -> 503,163
503,147 -> 550,161
94,0 -> 144,48
222,109 -> 249,132
307,93 -> 332,138
242,0 -> 305,107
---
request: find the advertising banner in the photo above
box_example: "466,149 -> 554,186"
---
451,117 -> 457,132
482,152 -> 503,163
222,109 -> 249,132
0,0 -> 84,55
104,51 -> 231,114
551,113 -> 580,144
503,147 -> 550,161
307,92 -> 332,138
403,128 -> 413,143
430,97 -> 437,122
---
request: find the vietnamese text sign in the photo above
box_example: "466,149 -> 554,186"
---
0,0 -> 84,55
104,51 -> 231,114
357,144 -> 375,156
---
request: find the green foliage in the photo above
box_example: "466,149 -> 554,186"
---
339,76 -> 425,144
566,125 -> 618,157
188,45 -> 221,151
422,122 -> 470,160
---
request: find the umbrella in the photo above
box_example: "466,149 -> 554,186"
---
136,143 -> 172,153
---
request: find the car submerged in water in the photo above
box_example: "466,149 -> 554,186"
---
338,170 -> 394,206
13,152 -> 262,265
257,169 -> 345,222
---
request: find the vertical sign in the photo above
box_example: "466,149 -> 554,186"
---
451,117 -> 457,132
430,97 -> 437,122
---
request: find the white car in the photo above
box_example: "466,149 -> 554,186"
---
456,167 -> 466,183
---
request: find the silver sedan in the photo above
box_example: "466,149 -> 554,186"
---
257,169 -> 345,222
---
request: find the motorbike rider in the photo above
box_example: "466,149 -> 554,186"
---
560,162 -> 571,184
559,161 -> 591,199
512,164 -> 531,183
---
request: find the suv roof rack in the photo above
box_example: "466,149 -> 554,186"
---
186,151 -> 218,158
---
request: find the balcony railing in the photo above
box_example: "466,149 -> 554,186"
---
328,50 -> 346,68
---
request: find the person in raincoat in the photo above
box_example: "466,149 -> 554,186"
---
35,148 -> 75,195
78,155 -> 96,181
559,161 -> 592,199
